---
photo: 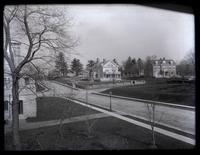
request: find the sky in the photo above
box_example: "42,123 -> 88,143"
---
66,4 -> 194,67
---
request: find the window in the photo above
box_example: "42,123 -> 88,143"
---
19,100 -> 23,114
24,77 -> 30,85
4,101 -> 8,111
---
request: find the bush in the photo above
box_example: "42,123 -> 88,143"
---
81,78 -> 90,81
94,79 -> 100,82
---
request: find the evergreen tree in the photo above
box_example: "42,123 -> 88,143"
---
55,52 -> 68,77
124,56 -> 132,74
71,58 -> 83,76
124,56 -> 139,76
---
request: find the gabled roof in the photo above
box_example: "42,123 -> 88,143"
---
152,59 -> 176,65
101,60 -> 119,68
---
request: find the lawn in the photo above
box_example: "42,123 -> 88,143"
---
5,116 -> 193,150
101,83 -> 195,106
26,97 -> 100,122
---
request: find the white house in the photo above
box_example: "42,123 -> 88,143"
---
152,58 -> 176,78
4,42 -> 37,123
92,58 -> 121,81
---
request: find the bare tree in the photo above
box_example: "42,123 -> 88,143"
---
4,5 -> 76,150
146,102 -> 157,148
176,49 -> 195,77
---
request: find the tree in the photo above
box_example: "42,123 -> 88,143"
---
144,56 -> 154,77
70,58 -> 83,76
177,50 -> 195,77
55,52 -> 68,77
123,57 -> 140,77
4,5 -> 75,150
131,58 -> 138,75
146,102 -> 157,148
137,58 -> 144,76
124,56 -> 133,76
86,60 -> 95,79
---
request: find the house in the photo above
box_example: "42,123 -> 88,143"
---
91,58 -> 121,81
152,58 -> 176,78
4,42 -> 37,123
78,70 -> 90,79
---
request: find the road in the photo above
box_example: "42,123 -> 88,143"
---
40,80 -> 195,135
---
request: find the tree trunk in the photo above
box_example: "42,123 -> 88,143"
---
12,75 -> 21,150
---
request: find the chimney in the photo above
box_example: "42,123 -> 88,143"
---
103,59 -> 106,63
96,58 -> 100,63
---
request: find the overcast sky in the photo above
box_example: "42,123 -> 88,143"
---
66,4 -> 194,67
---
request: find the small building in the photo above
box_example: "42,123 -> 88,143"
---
92,58 -> 121,82
4,42 -> 37,123
152,58 -> 176,78
79,70 -> 90,79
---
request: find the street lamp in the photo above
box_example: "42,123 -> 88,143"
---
109,91 -> 112,111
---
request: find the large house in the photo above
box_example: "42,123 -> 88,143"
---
152,58 -> 176,78
4,42 -> 37,123
91,58 -> 121,81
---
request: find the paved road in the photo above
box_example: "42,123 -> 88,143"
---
40,80 -> 195,135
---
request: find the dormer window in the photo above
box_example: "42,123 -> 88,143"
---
24,77 -> 30,85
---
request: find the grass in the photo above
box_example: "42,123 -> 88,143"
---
26,97 -> 100,122
5,116 -> 194,150
101,83 -> 195,106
